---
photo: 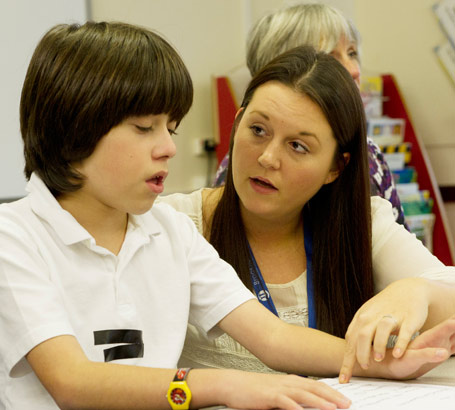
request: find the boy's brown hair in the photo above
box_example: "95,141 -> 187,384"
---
20,21 -> 193,196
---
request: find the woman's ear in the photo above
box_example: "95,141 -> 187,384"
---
234,107 -> 244,120
324,152 -> 350,184
342,152 -> 350,166
233,107 -> 245,134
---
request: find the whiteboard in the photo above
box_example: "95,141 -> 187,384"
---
0,0 -> 88,200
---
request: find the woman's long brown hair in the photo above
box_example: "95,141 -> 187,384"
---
210,46 -> 373,338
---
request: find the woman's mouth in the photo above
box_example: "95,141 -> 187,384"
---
250,177 -> 278,193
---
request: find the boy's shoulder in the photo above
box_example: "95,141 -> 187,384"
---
0,197 -> 34,227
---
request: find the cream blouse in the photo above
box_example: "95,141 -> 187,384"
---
157,189 -> 455,372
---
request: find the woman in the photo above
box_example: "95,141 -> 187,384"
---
214,3 -> 407,227
158,45 -> 455,383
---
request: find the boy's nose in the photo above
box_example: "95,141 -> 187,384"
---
154,129 -> 177,159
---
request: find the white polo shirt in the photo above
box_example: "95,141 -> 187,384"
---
0,173 -> 254,409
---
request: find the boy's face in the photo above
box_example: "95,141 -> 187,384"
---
71,114 -> 177,215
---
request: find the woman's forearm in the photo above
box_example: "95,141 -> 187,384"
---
424,278 -> 455,329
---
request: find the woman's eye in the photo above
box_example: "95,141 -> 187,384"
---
290,141 -> 309,154
249,125 -> 266,137
168,129 -> 178,136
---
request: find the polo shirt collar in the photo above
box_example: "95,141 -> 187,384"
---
28,173 -> 92,245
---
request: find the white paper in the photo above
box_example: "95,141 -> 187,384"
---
305,378 -> 455,410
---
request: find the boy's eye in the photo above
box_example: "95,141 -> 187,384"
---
135,125 -> 178,136
136,125 -> 152,132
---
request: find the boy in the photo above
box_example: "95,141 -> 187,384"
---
0,21 -> 348,410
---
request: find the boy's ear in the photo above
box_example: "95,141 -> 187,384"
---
324,152 -> 350,184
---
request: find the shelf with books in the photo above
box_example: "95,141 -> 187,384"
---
379,74 -> 455,265
366,116 -> 437,251
362,75 -> 441,253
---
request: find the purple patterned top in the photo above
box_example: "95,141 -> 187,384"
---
213,137 -> 408,228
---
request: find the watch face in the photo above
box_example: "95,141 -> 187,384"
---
170,387 -> 187,405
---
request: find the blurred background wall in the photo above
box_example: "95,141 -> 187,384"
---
2,0 -> 454,236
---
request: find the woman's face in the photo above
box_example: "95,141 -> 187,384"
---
330,35 -> 360,87
232,81 -> 341,224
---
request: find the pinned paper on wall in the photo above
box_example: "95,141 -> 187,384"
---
433,0 -> 455,47
434,41 -> 455,84
433,0 -> 455,84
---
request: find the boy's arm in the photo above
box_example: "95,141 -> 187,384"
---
219,300 -> 347,377
27,334 -> 350,410
27,335 -> 173,409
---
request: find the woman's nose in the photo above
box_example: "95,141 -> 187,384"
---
257,143 -> 280,169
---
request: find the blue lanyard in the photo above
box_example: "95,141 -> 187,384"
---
247,221 -> 316,329
248,246 -> 280,316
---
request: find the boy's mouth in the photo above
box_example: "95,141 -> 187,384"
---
146,172 -> 167,194
150,175 -> 164,184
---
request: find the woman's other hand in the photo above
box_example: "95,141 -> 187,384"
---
409,315 -> 455,355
